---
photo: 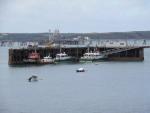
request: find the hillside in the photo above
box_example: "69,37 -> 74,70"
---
0,31 -> 150,42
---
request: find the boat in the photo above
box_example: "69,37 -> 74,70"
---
28,51 -> 40,59
55,52 -> 72,62
55,44 -> 73,62
80,50 -> 105,62
76,68 -> 85,72
40,55 -> 54,64
23,50 -> 41,63
28,75 -> 38,82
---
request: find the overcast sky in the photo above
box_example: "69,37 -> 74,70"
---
0,0 -> 150,33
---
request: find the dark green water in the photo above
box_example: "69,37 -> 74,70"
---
0,47 -> 150,113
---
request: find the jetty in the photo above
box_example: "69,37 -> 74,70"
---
8,39 -> 150,65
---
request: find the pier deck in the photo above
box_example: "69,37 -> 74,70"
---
9,46 -> 144,65
9,39 -> 150,65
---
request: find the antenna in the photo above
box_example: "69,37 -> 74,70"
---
49,29 -> 51,42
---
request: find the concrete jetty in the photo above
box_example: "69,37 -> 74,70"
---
9,41 -> 147,65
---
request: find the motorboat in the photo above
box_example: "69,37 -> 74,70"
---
55,52 -> 72,62
76,68 -> 85,72
28,75 -> 38,82
80,51 -> 105,62
40,55 -> 54,64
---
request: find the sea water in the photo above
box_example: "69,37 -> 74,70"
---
0,47 -> 150,113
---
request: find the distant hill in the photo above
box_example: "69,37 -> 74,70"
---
0,31 -> 150,42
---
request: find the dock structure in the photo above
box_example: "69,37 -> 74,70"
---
8,39 -> 149,65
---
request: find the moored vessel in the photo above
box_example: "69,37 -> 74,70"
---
23,50 -> 41,63
80,51 -> 106,62
55,52 -> 72,62
40,55 -> 54,64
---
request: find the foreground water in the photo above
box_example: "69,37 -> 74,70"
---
0,47 -> 150,113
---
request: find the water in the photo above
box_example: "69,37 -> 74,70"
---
0,47 -> 150,113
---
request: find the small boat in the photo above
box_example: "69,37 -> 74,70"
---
76,68 -> 85,72
28,75 -> 38,82
40,55 -> 54,64
55,52 -> 72,62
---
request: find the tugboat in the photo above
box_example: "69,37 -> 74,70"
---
23,50 -> 41,63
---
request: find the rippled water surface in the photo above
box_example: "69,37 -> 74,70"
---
0,47 -> 150,113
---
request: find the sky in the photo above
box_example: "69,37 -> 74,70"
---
0,0 -> 150,33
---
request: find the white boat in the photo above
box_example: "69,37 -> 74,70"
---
55,52 -> 72,62
41,55 -> 54,64
76,68 -> 85,72
80,51 -> 105,61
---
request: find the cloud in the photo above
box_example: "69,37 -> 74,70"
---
0,0 -> 150,32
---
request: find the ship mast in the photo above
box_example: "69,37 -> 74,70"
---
49,29 -> 51,42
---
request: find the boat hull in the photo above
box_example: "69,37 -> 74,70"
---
76,70 -> 85,72
40,59 -> 55,64
55,58 -> 73,63
23,59 -> 41,64
80,56 -> 107,62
